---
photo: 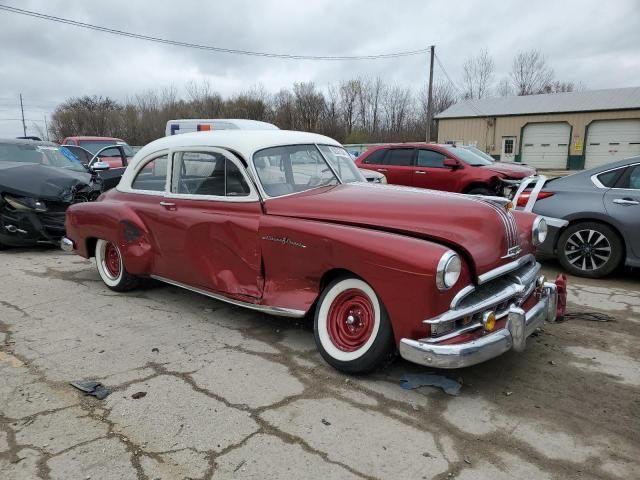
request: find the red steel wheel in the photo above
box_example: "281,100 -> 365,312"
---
326,289 -> 375,352
95,239 -> 139,291
314,276 -> 395,374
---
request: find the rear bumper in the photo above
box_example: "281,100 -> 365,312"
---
399,281 -> 558,369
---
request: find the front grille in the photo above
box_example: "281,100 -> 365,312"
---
427,257 -> 540,341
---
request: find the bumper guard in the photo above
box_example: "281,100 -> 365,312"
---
399,281 -> 558,369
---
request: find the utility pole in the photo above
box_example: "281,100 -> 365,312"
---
19,93 -> 27,137
425,45 -> 435,142
43,115 -> 49,141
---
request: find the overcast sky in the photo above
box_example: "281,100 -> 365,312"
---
1,0 -> 639,137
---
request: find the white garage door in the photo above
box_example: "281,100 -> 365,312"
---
585,119 -> 640,169
521,123 -> 571,169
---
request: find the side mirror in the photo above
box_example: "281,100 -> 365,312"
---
91,161 -> 110,172
443,158 -> 459,169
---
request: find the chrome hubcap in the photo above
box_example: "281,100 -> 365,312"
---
564,229 -> 611,271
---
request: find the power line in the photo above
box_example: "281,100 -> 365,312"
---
0,4 -> 432,61
434,52 -> 488,117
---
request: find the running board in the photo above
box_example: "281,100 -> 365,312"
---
150,275 -> 306,318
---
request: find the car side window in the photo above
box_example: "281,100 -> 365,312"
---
171,151 -> 250,197
615,164 -> 640,190
384,149 -> 414,166
362,148 -> 387,165
596,168 -> 624,188
131,155 -> 168,192
417,149 -> 446,168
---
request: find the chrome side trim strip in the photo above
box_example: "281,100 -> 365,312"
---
150,275 -> 306,318
477,254 -> 535,285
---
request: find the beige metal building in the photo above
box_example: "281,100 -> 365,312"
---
436,87 -> 640,170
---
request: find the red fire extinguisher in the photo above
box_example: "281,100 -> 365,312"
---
555,273 -> 567,320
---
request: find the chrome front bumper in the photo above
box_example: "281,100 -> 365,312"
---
399,282 -> 558,369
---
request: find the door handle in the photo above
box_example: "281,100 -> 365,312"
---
613,198 -> 639,206
376,168 -> 388,172
159,201 -> 176,208
415,171 -> 427,174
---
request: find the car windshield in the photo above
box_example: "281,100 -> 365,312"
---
317,145 -> 365,183
253,144 -> 340,197
464,146 -> 496,164
79,140 -> 134,156
443,145 -> 493,166
0,142 -> 86,172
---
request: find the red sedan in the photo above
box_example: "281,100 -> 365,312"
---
62,131 -> 564,373
356,143 -> 535,196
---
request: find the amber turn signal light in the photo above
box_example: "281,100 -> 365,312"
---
482,311 -> 496,332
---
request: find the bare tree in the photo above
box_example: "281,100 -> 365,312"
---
293,82 -> 325,132
496,78 -> 514,97
339,80 -> 360,135
418,81 -> 457,141
462,49 -> 495,99
540,80 -> 576,94
510,50 -> 554,95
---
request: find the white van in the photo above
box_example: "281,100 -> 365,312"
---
165,119 -> 279,136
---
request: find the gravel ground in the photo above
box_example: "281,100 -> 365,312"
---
1,248 -> 638,479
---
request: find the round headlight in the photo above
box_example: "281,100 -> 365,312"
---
532,216 -> 548,246
436,251 -> 462,290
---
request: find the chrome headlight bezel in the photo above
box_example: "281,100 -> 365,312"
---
436,250 -> 462,291
532,216 -> 548,246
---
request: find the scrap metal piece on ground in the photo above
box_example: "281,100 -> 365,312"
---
70,380 -> 111,400
400,373 -> 462,396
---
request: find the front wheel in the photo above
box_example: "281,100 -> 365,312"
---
314,277 -> 395,374
95,239 -> 139,291
557,222 -> 623,278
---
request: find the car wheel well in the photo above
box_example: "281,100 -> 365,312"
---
463,182 -> 491,194
555,218 -> 626,256
86,237 -> 98,258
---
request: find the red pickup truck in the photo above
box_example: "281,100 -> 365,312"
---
355,143 -> 535,197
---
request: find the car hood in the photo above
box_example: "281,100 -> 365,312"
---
264,183 -> 532,277
0,162 -> 95,202
479,163 -> 536,178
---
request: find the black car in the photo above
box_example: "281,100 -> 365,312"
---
0,139 -> 106,248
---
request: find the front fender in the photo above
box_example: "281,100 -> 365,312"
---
259,216 -> 473,344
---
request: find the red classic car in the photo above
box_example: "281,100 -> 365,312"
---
62,131 -> 564,373
355,143 -> 536,197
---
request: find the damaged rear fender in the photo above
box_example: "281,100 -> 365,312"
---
65,202 -> 154,276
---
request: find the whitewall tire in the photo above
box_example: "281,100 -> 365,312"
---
314,276 -> 394,373
95,239 -> 139,291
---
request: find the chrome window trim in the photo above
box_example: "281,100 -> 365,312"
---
477,254 -> 535,285
590,162 -> 640,190
166,146 -> 260,203
151,275 -> 305,318
118,150 -> 170,196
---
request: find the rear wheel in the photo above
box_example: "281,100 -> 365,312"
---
557,222 -> 623,278
95,239 -> 139,291
314,276 -> 395,374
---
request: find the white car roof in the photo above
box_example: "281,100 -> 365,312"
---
127,129 -> 340,170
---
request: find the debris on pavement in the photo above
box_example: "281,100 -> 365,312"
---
151,347 -> 159,353
504,391 -> 513,396
70,380 -> 111,400
557,312 -> 614,323
321,418 -> 331,426
400,373 -> 462,396
131,391 -> 147,399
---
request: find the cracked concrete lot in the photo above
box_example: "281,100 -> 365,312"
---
1,248 -> 639,479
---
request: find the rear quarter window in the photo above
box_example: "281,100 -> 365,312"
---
596,168 -> 624,188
